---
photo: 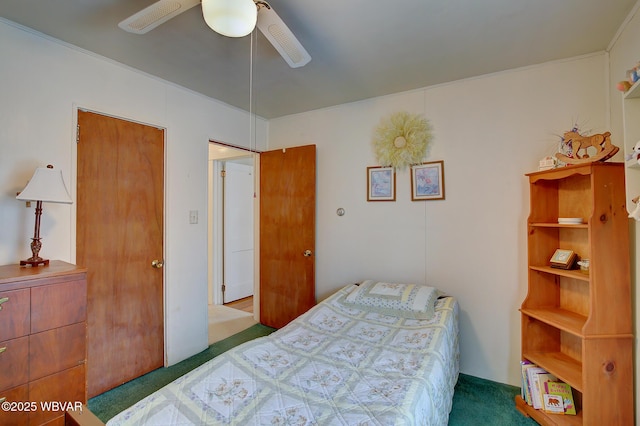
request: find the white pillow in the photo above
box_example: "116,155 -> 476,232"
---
340,280 -> 441,319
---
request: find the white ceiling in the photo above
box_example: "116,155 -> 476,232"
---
1,0 -> 637,119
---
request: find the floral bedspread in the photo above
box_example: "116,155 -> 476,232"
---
107,285 -> 459,426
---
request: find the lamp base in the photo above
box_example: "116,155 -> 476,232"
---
20,258 -> 49,267
22,229 -> 48,267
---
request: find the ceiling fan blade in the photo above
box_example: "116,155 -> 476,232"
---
119,0 -> 200,34
256,3 -> 311,68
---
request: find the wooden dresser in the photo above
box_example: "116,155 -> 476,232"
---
0,260 -> 87,426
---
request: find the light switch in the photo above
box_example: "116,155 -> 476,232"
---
189,210 -> 198,224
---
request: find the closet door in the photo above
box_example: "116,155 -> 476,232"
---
77,110 -> 164,397
260,145 -> 316,328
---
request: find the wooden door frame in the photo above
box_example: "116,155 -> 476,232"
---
71,105 -> 168,365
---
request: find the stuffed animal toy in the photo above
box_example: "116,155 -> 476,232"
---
617,80 -> 632,92
630,196 -> 640,221
625,140 -> 640,164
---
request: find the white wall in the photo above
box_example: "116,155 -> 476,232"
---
0,19 -> 268,366
268,54 -> 610,385
608,3 -> 640,420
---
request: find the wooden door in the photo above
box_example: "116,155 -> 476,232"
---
259,145 -> 316,328
76,110 -> 164,397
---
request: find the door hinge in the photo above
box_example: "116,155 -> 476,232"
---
76,125 -> 80,143
220,170 -> 226,178
221,283 -> 226,293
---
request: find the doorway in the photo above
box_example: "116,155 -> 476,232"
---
208,143 -> 317,331
208,142 -> 258,313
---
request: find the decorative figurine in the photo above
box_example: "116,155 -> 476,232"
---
555,130 -> 619,164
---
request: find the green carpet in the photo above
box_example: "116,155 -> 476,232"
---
449,374 -> 537,425
89,324 -> 537,425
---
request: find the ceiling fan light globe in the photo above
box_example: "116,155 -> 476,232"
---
202,0 -> 257,38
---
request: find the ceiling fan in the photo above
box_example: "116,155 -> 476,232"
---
118,0 -> 311,68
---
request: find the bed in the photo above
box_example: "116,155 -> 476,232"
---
106,281 -> 459,425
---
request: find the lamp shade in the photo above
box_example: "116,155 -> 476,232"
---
16,166 -> 72,204
202,0 -> 257,37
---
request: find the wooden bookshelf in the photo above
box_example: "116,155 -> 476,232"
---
516,163 -> 633,425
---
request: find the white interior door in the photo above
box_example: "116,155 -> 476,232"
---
223,160 -> 254,302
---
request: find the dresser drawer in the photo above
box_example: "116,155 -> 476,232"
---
0,336 -> 29,392
29,322 -> 86,382
0,384 -> 29,426
31,280 -> 86,333
29,365 -> 86,426
0,288 -> 30,341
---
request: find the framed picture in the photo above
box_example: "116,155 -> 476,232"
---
367,166 -> 395,201
550,249 -> 577,269
411,160 -> 445,200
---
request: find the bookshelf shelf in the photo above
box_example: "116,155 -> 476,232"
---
517,163 -> 633,425
530,222 -> 589,229
520,307 -> 586,336
516,395 -> 583,426
528,266 -> 589,282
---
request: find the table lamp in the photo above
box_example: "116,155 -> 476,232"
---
16,165 -> 72,266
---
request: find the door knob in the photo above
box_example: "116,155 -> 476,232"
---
151,259 -> 164,268
303,250 -> 312,257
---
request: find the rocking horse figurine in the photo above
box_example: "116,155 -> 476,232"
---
555,130 -> 619,164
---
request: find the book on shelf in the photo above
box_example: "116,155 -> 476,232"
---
526,366 -> 549,409
543,393 -> 565,414
535,372 -> 558,409
520,361 -> 560,411
520,361 -> 535,405
544,381 -> 576,415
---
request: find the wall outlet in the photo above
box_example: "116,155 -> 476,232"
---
189,210 -> 198,224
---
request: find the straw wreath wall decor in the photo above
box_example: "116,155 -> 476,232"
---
372,111 -> 432,170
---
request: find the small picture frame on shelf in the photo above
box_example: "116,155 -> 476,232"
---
367,166 -> 395,201
550,249 -> 577,269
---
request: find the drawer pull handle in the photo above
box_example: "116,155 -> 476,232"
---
0,347 -> 6,354
0,297 -> 8,310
